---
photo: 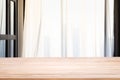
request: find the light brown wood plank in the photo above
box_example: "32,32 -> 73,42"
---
0,78 -> 120,80
0,58 -> 120,80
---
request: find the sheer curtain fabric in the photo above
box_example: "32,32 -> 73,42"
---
0,0 -> 6,57
22,0 -> 114,57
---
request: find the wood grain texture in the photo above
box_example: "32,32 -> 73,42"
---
0,58 -> 120,80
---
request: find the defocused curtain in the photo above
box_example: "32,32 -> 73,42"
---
0,0 -> 6,57
22,0 -> 114,57
106,0 -> 114,57
18,0 -> 24,57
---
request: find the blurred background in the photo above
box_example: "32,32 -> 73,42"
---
0,0 -> 120,57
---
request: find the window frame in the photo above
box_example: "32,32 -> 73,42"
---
0,0 -> 19,57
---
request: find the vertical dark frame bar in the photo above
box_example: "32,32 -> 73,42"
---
104,0 -> 107,57
23,0 -> 25,21
6,0 -> 11,57
114,0 -> 120,56
5,0 -> 18,57
14,0 -> 18,57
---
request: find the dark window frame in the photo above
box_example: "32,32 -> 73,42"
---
5,0 -> 18,57
0,0 -> 18,57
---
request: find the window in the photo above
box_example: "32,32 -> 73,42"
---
0,0 -> 18,57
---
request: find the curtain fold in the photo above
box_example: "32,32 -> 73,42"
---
0,0 -> 6,57
22,0 -> 42,57
106,0 -> 114,57
18,0 -> 24,57
22,0 -> 114,57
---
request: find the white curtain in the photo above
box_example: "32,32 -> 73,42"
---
22,0 -> 114,57
106,0 -> 114,57
0,0 -> 6,57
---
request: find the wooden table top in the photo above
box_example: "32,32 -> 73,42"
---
0,58 -> 120,80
